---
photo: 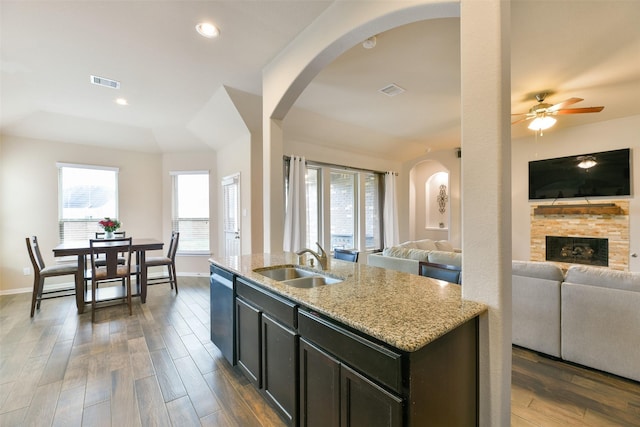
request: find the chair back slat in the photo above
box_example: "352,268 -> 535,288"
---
168,231 -> 180,260
90,237 -> 132,279
26,236 -> 46,271
95,231 -> 126,239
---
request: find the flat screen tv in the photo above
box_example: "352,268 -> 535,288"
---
528,148 -> 631,200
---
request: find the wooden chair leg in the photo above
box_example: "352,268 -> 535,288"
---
91,279 -> 96,322
171,263 -> 178,294
127,276 -> 132,315
30,275 -> 40,317
36,277 -> 45,310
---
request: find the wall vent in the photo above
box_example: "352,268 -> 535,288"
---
90,75 -> 120,89
378,83 -> 405,97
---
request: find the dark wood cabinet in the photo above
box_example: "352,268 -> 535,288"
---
236,297 -> 261,386
235,277 -> 299,426
341,364 -> 402,427
298,316 -> 403,427
262,313 -> 298,425
299,338 -> 340,427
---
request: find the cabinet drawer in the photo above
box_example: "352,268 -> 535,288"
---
298,310 -> 403,394
236,277 -> 297,329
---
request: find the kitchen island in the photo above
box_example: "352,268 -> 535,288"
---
209,253 -> 486,427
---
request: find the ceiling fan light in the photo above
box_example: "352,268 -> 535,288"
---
196,22 -> 219,38
528,116 -> 556,131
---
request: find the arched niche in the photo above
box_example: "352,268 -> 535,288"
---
410,160 -> 450,241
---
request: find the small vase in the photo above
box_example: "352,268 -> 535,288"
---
104,231 -> 114,239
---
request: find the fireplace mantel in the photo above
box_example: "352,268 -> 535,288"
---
533,203 -> 623,216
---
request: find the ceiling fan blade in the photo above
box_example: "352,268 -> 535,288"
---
554,106 -> 604,115
511,116 -> 531,125
511,112 -> 529,116
547,97 -> 583,112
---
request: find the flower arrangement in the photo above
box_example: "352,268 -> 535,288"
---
98,217 -> 121,232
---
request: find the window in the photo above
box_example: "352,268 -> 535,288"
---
171,171 -> 210,254
364,172 -> 381,250
330,171 -> 356,250
58,163 -> 118,242
306,167 -> 319,247
285,158 -> 383,254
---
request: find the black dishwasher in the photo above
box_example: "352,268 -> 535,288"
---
210,264 -> 235,364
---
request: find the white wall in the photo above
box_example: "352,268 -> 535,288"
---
511,115 -> 640,271
0,135 -> 163,293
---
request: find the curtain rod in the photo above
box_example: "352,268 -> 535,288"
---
283,155 -> 396,176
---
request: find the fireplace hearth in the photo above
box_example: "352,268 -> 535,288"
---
546,236 -> 608,267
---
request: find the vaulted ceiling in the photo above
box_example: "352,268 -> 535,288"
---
2,1 -> 639,162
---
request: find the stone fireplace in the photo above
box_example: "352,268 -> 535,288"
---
545,236 -> 608,267
530,200 -> 629,271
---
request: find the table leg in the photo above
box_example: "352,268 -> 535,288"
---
75,255 -> 85,314
140,250 -> 147,303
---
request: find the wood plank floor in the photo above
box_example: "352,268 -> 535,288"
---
1,277 -> 638,426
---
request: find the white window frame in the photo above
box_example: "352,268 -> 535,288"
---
170,170 -> 210,255
285,158 -> 383,255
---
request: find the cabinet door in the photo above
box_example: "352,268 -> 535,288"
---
236,297 -> 261,386
299,338 -> 340,427
341,364 -> 403,427
262,314 -> 298,425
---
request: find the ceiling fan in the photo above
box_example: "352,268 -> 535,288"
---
512,93 -> 604,134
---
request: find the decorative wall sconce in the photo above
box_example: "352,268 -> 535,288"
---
437,184 -> 448,214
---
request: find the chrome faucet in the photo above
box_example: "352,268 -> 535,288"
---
296,242 -> 328,270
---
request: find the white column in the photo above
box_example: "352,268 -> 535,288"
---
460,0 -> 512,426
263,118 -> 285,252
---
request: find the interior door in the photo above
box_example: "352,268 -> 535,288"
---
222,173 -> 241,257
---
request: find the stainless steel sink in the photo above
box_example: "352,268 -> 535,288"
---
281,275 -> 342,288
254,265 -> 342,288
255,266 -> 317,281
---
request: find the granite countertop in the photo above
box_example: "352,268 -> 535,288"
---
209,253 -> 487,353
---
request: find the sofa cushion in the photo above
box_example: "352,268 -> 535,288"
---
398,241 -> 418,249
414,239 -> 437,251
428,251 -> 461,267
383,246 -> 410,258
512,260 -> 564,282
435,240 -> 454,252
564,265 -> 640,292
405,248 -> 431,261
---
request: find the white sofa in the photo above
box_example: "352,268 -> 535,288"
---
512,261 -> 640,381
367,239 -> 461,275
512,260 -> 563,357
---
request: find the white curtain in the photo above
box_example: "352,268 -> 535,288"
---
383,171 -> 399,248
283,156 -> 307,252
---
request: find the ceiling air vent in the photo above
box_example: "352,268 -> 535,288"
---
90,75 -> 120,89
378,83 -> 405,97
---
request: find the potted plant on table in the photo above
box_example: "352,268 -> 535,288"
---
98,217 -> 121,239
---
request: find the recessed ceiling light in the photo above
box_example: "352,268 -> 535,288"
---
196,22 -> 219,38
115,98 -> 128,106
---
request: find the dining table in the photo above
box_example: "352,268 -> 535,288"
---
53,238 -> 164,314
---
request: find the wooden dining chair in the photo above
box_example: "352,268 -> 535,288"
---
418,261 -> 462,285
26,236 -> 79,317
334,248 -> 359,263
145,231 -> 180,293
86,231 -> 127,290
89,237 -> 133,322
